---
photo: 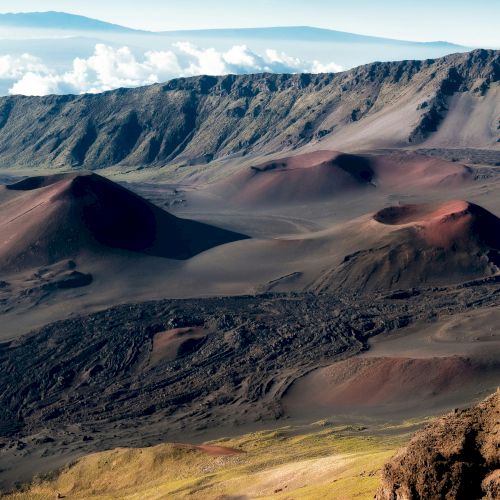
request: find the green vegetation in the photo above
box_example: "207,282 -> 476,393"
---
8,422 -> 416,499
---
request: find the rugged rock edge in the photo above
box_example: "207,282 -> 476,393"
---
376,390 -> 500,500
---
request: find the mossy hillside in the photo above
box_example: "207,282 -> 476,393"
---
7,421 -> 416,499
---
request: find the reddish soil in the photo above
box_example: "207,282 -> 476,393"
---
0,172 -> 247,272
149,327 -> 210,366
373,200 -> 470,225
283,356 -> 480,414
375,200 -> 500,250
212,151 -> 471,206
313,199 -> 500,293
215,150 -> 374,205
371,153 -> 472,189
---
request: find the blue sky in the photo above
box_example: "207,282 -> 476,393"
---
0,0 -> 498,47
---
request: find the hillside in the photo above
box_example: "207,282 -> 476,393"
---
1,281 -> 498,491
211,150 -> 472,206
311,200 -> 500,293
0,49 -> 497,170
4,421 -> 409,499
0,172 -> 247,271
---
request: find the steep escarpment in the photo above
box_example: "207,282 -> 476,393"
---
376,391 -> 500,500
0,49 -> 498,170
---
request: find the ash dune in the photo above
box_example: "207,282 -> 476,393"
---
373,199 -> 472,225
367,153 -> 473,189
149,326 -> 211,366
0,172 -> 248,273
211,150 -> 472,206
213,151 -> 374,205
282,356 -> 490,416
283,307 -> 500,420
312,199 -> 500,293
376,200 -> 500,250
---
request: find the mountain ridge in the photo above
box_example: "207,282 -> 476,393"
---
0,49 -> 497,170
0,12 -> 467,48
158,25 -> 467,48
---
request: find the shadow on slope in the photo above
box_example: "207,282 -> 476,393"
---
211,150 -> 471,206
311,200 -> 500,293
0,172 -> 248,272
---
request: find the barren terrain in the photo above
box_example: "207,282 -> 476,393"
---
0,49 -> 498,497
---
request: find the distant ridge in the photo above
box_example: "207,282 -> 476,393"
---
160,26 -> 466,49
0,12 -> 465,48
0,11 -> 141,32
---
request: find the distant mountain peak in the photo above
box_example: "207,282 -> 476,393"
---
0,12 -> 465,48
0,11 -> 140,32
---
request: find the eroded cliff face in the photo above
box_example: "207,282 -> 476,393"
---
376,391 -> 500,500
0,49 -> 497,170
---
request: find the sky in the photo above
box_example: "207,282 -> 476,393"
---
0,0 -> 498,47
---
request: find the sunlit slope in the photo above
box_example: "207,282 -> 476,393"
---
7,422 -> 415,499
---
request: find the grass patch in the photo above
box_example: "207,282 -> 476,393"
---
7,420 -> 419,499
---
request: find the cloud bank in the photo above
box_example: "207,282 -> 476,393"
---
2,43 -> 343,96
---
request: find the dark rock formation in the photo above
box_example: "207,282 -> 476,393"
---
376,391 -> 500,500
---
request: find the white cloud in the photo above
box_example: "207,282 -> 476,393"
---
174,42 -> 228,75
310,60 -> 344,73
61,44 -> 181,93
174,42 -> 342,77
9,72 -> 59,96
223,45 -> 259,67
0,53 -> 49,79
265,49 -> 302,69
5,43 -> 343,96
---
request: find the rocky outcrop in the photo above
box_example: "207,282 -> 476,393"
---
376,391 -> 500,500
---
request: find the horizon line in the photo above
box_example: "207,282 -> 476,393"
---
0,10 -> 478,48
